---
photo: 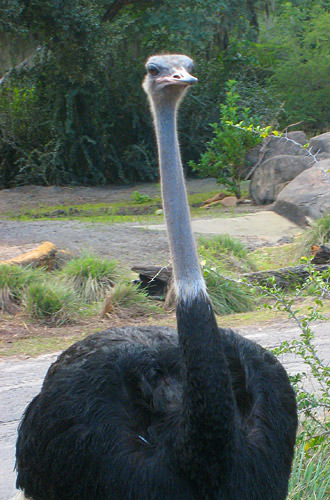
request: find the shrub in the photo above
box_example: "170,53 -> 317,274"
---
190,80 -> 261,198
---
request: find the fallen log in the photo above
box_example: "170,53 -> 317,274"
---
243,264 -> 329,289
0,242 -> 57,269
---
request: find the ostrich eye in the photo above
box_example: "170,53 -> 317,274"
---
148,65 -> 159,76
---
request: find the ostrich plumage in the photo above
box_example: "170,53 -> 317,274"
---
15,54 -> 297,500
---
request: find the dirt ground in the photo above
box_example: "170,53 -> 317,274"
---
0,179 -> 301,266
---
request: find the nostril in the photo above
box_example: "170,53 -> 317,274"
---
173,74 -> 181,79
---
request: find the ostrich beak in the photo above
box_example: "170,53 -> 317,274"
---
157,68 -> 198,87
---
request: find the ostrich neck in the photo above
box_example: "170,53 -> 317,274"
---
153,101 -> 205,300
153,99 -> 235,454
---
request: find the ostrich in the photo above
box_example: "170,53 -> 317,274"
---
15,54 -> 297,500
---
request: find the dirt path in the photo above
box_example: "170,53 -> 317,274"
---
0,179 -> 301,266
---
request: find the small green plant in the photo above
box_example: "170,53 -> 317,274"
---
255,262 -> 330,431
190,80 -> 261,198
23,280 -> 79,325
60,255 -> 119,303
131,191 -> 153,204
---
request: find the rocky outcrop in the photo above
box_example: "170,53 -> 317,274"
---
273,160 -> 330,225
310,132 -> 330,155
248,131 -> 310,204
249,154 -> 313,204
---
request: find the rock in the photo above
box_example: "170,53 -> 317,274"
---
273,161 -> 330,225
219,196 -> 238,207
310,132 -> 330,154
247,131 -> 308,167
249,155 -> 313,204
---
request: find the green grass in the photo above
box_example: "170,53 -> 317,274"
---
23,280 -> 80,325
2,190 -> 240,223
60,254 -> 120,303
0,264 -> 45,312
199,234 -> 256,275
296,214 -> 330,258
288,438 -> 330,499
251,243 -> 299,271
103,281 -> 161,317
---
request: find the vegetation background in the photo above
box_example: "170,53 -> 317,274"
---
0,0 -> 329,188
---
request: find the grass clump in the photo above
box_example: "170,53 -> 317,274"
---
297,214 -> 330,258
102,281 -> 160,318
0,264 -> 45,312
202,265 -> 255,315
199,234 -> 256,274
23,280 -> 79,325
60,255 -> 119,303
288,438 -> 330,499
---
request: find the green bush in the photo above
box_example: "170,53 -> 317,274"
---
190,80 -> 261,198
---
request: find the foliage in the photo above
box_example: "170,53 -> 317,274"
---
0,0 -> 272,187
60,254 -> 119,303
256,262 -> 330,432
256,3 -> 330,131
131,191 -> 153,204
190,80 -> 261,198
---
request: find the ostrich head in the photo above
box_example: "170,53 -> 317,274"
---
142,54 -> 197,108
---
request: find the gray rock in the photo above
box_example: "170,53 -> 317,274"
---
273,160 -> 330,225
249,154 -> 313,204
246,131 -> 308,167
310,132 -> 330,154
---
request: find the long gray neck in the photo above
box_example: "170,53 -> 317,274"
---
151,99 -> 206,302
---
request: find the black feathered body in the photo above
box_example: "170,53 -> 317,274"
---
16,299 -> 297,500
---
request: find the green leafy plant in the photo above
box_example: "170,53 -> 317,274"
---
131,191 -> 153,204
190,80 -> 261,198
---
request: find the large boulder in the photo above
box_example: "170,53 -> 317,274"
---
249,154 -> 313,204
246,131 -> 308,170
273,160 -> 330,225
310,132 -> 330,155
